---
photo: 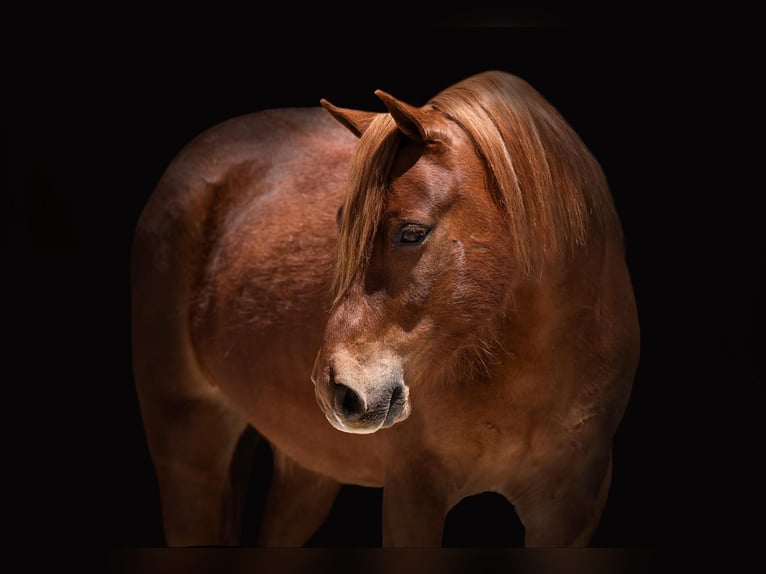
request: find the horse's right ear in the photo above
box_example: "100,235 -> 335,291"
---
320,99 -> 377,138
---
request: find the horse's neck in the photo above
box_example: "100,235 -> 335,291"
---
495,228 -> 634,416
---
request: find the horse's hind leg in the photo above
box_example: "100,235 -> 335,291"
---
131,179 -> 254,546
132,253 -> 249,545
509,450 -> 613,547
136,378 -> 249,546
255,447 -> 341,547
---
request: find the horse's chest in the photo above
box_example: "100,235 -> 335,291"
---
415,395 -> 564,495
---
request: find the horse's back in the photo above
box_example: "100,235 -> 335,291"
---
133,107 -> 355,265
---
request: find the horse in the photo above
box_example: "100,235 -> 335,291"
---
130,70 -> 640,547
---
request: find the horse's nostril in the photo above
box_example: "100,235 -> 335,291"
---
389,384 -> 403,406
333,384 -> 364,419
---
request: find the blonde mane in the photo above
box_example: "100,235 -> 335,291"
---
332,113 -> 401,305
331,70 -> 618,305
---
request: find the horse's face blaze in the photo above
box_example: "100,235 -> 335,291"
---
314,124 -> 513,434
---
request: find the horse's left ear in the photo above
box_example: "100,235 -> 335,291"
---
375,90 -> 429,144
320,99 -> 378,138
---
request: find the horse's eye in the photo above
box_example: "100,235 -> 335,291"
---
396,224 -> 431,245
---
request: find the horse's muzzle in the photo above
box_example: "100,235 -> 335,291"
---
332,379 -> 410,432
312,352 -> 411,434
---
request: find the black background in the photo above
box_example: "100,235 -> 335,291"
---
4,9 -> 762,567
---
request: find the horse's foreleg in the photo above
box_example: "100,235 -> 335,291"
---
510,450 -> 613,547
381,466 -> 449,547
138,388 -> 248,547
255,447 -> 341,547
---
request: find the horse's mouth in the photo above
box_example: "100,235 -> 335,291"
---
325,385 -> 411,434
381,384 -> 409,428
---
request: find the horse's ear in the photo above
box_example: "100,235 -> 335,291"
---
374,90 -> 428,144
320,99 -> 377,138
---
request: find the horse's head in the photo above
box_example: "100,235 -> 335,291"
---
311,82 -> 515,434
312,71 -> 614,434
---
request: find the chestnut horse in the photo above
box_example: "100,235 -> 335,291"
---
131,70 -> 639,547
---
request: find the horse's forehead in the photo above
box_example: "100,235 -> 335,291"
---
388,130 -> 482,205
387,151 -> 449,211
